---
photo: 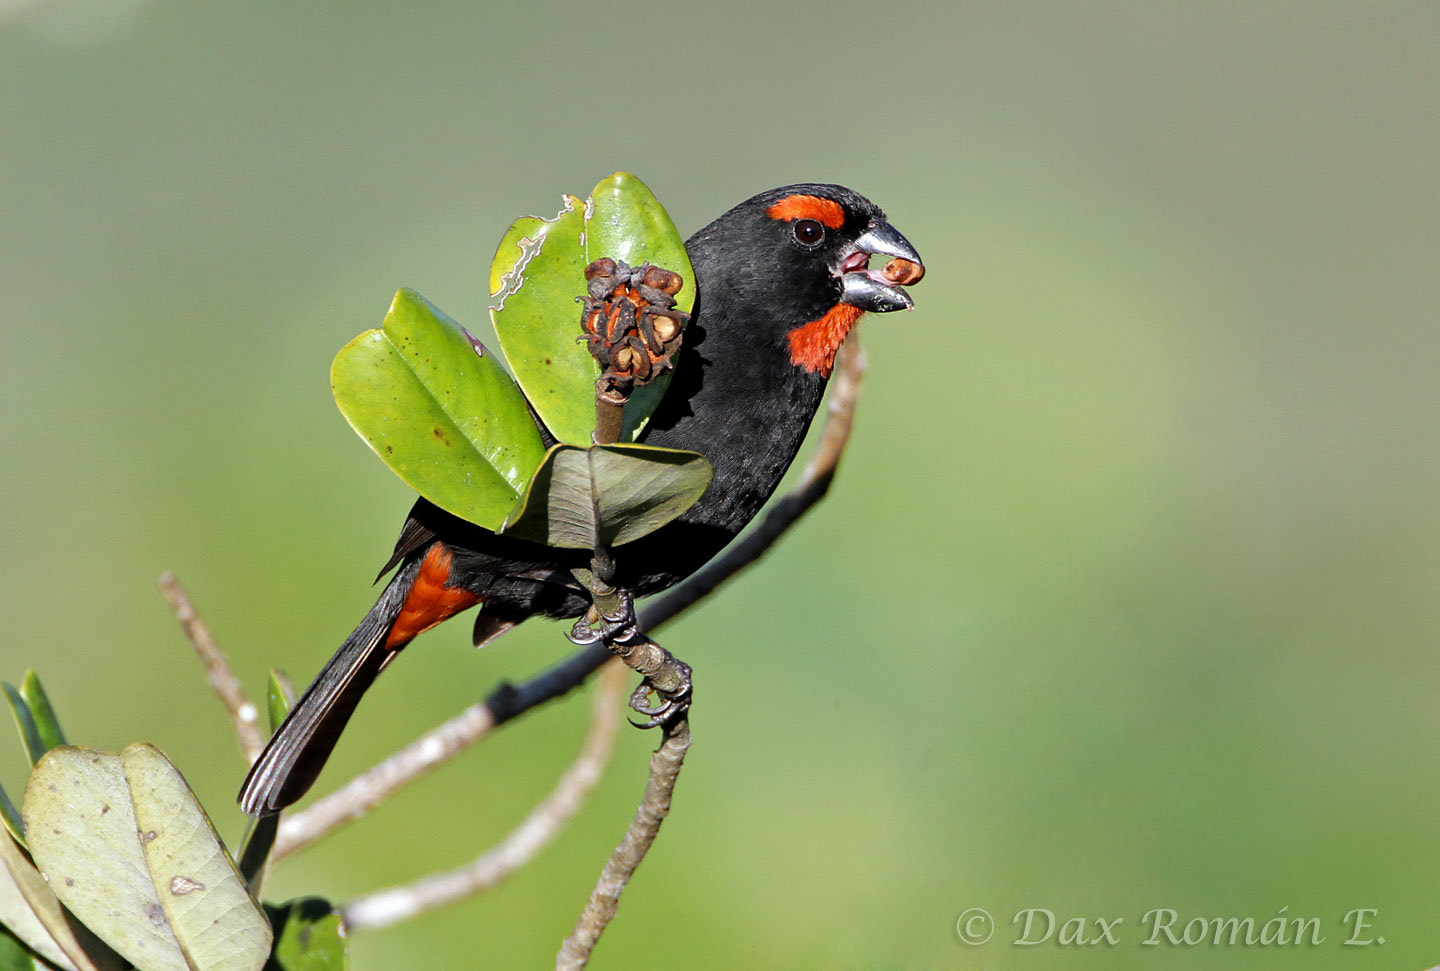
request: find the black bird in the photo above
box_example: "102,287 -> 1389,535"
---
239,184 -> 924,815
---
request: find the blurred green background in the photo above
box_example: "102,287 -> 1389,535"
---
3,3 -> 1437,968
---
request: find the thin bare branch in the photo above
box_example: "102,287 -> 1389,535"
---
273,700 -> 494,862
158,571 -> 265,764
340,661 -> 626,931
273,642 -> 612,861
555,717 -> 691,969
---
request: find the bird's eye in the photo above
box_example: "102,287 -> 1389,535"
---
792,219 -> 825,246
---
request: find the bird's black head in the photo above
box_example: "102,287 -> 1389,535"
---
685,183 -> 924,377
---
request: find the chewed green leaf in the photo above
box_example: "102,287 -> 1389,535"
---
489,195 -> 596,445
502,443 -> 712,549
332,289 -> 546,530
490,174 -> 694,444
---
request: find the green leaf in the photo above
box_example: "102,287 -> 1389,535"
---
490,173 -> 694,445
332,289 -> 546,530
0,831 -> 76,970
488,194 -> 594,445
236,814 -> 277,895
266,670 -> 294,733
585,173 -> 696,441
0,925 -> 49,971
122,744 -> 272,970
18,675 -> 64,756
264,898 -> 347,970
502,443 -> 712,549
0,826 -> 119,971
1,687 -> 44,768
22,745 -> 271,971
0,783 -> 22,851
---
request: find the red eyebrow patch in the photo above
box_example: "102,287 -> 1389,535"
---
765,194 -> 845,229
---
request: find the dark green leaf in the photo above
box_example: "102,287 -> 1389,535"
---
502,443 -> 712,549
490,173 -> 694,444
18,675 -> 64,755
236,814 -> 277,895
0,924 -> 48,971
332,289 -> 546,530
263,898 -> 347,971
0,781 -> 22,851
1,687 -> 44,769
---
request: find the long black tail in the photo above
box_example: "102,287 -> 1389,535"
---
238,556 -> 424,816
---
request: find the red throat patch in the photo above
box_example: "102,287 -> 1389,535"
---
385,544 -> 482,649
766,194 -> 846,229
788,303 -> 864,376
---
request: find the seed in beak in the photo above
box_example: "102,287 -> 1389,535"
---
883,258 -> 924,286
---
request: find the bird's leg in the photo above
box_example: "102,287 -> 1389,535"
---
567,583 -> 692,730
566,587 -> 637,645
609,629 -> 692,730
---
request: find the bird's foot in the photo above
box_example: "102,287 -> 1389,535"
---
566,591 -> 638,646
627,659 -> 692,730
566,586 -> 691,732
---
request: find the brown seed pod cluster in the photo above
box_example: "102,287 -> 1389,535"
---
579,258 -> 689,387
883,257 -> 925,286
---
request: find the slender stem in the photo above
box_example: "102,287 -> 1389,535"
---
158,572 -> 265,764
274,642 -> 613,860
341,661 -> 626,930
554,718 -> 691,969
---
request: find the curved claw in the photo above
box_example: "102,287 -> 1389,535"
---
566,617 -> 604,646
566,592 -> 639,646
627,680 -> 691,729
629,684 -> 671,717
627,701 -> 685,730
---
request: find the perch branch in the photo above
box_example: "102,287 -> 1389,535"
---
555,717 -> 691,969
158,571 -> 265,764
273,642 -> 613,861
340,660 -> 626,930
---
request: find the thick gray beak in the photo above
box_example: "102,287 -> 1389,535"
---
839,218 -> 925,313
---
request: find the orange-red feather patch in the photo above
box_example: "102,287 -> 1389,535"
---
788,303 -> 864,377
385,544 -> 482,649
766,194 -> 846,229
